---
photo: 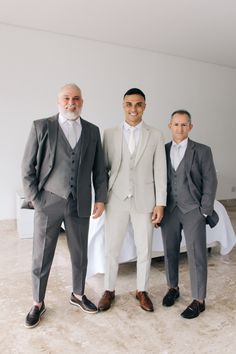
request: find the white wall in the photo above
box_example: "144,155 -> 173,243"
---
1,23 -> 236,219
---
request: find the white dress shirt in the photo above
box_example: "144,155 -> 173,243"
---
123,121 -> 143,150
58,114 -> 82,146
170,138 -> 188,170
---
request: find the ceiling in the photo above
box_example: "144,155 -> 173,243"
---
1,0 -> 236,68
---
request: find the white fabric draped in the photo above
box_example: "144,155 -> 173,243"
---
86,200 -> 236,278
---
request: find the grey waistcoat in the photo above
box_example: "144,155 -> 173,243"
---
43,127 -> 82,199
167,156 -> 199,214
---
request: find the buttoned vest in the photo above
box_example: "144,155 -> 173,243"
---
167,155 -> 199,214
43,126 -> 82,199
112,139 -> 137,200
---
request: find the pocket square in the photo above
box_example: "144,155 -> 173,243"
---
206,210 -> 219,228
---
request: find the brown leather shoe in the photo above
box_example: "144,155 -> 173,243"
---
98,290 -> 115,311
136,291 -> 154,312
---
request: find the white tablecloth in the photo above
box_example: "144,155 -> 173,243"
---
87,200 -> 236,277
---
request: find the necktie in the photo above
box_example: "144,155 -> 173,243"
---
67,121 -> 77,149
128,128 -> 136,154
173,145 -> 181,170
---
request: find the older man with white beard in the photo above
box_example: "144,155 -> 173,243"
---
22,83 -> 107,328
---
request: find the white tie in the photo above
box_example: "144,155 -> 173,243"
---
128,128 -> 136,154
67,121 -> 77,149
173,145 -> 181,170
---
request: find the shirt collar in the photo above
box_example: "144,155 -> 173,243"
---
172,137 -> 188,148
59,113 -> 81,126
123,120 -> 143,131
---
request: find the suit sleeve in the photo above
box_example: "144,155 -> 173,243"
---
200,147 -> 217,215
21,122 -> 39,201
154,131 -> 167,206
92,127 -> 107,203
102,129 -> 111,177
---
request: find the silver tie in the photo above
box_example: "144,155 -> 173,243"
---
67,121 -> 77,149
173,145 -> 181,170
128,128 -> 136,154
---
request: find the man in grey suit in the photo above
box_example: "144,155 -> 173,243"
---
22,83 -> 107,328
98,88 -> 167,312
161,110 -> 218,319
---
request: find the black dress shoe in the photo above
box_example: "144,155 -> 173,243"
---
70,293 -> 98,313
162,287 -> 180,307
25,301 -> 46,328
181,300 -> 205,319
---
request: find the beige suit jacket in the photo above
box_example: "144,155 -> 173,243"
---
103,122 -> 167,213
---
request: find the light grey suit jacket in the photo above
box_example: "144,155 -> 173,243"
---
21,114 -> 107,217
103,122 -> 167,213
165,139 -> 218,226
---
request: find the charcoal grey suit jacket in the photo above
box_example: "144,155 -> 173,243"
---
22,114 -> 107,217
165,139 -> 218,227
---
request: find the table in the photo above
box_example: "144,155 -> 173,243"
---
87,201 -> 236,277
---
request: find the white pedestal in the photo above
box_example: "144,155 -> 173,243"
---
16,191 -> 34,238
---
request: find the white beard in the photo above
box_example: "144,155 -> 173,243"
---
59,105 -> 81,121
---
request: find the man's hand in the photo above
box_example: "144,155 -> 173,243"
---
151,206 -> 164,227
92,202 -> 105,219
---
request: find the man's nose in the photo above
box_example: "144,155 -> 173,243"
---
68,98 -> 74,105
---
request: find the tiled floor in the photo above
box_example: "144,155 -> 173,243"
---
0,206 -> 236,354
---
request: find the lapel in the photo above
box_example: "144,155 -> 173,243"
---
80,118 -> 90,162
48,116 -> 91,164
165,142 -> 172,177
113,125 -> 123,165
134,122 -> 150,166
166,139 -> 195,176
184,139 -> 196,175
47,114 -> 59,157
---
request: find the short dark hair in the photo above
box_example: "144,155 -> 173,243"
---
123,88 -> 146,101
171,109 -> 191,123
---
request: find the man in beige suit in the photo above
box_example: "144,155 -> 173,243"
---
98,88 -> 167,312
